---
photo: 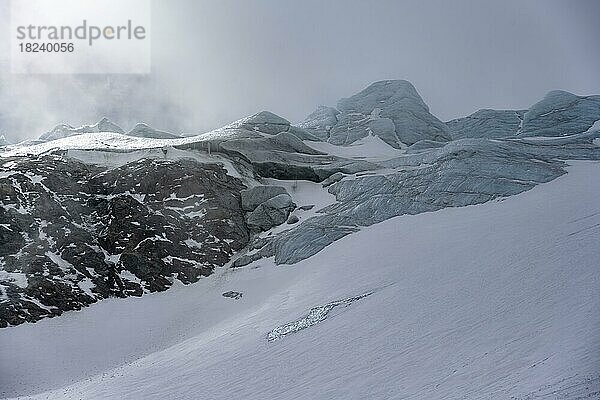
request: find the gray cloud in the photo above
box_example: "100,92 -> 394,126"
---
1,0 -> 599,143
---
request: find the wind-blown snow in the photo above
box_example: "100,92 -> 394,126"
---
1,162 -> 599,399
1,133 -> 248,181
0,133 -> 197,159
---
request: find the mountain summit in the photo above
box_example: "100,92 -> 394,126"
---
126,123 -> 180,139
300,80 -> 451,148
39,117 -> 124,141
518,90 -> 600,137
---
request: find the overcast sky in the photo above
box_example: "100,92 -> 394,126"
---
1,0 -> 600,142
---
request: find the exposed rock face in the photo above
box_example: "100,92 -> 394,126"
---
39,118 -> 125,141
0,156 -> 249,327
127,123 -> 180,139
447,109 -> 526,139
301,80 -> 451,148
222,291 -> 243,300
519,91 -> 600,137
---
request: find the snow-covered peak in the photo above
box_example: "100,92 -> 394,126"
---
519,90 -> 600,137
127,123 -> 180,139
39,124 -> 74,141
223,111 -> 291,135
543,89 -> 581,101
302,80 -> 451,148
39,118 -> 125,142
337,79 -> 427,114
245,111 -> 290,126
95,117 -> 125,134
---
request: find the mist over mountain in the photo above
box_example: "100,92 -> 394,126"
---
1,0 -> 599,144
1,1 -> 600,398
1,77 -> 599,399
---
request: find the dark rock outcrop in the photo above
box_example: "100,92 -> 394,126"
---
246,193 -> 295,232
0,156 -> 249,327
222,291 -> 243,300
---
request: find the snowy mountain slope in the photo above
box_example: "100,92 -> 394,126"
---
220,111 -> 320,141
126,123 -> 181,139
519,90 -> 600,137
1,79 -> 600,399
38,118 -> 125,142
3,116 -> 372,182
2,81 -> 600,328
1,161 -> 598,399
240,131 -> 600,266
0,115 -> 378,326
2,132 -> 194,157
306,134 -> 404,162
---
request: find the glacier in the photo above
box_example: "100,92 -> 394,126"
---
0,79 -> 599,399
0,161 -> 598,399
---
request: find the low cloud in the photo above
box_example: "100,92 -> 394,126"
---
1,0 -> 599,144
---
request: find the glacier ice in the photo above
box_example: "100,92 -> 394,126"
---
519,90 -> 600,137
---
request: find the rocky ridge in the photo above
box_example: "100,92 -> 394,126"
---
0,156 -> 249,326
